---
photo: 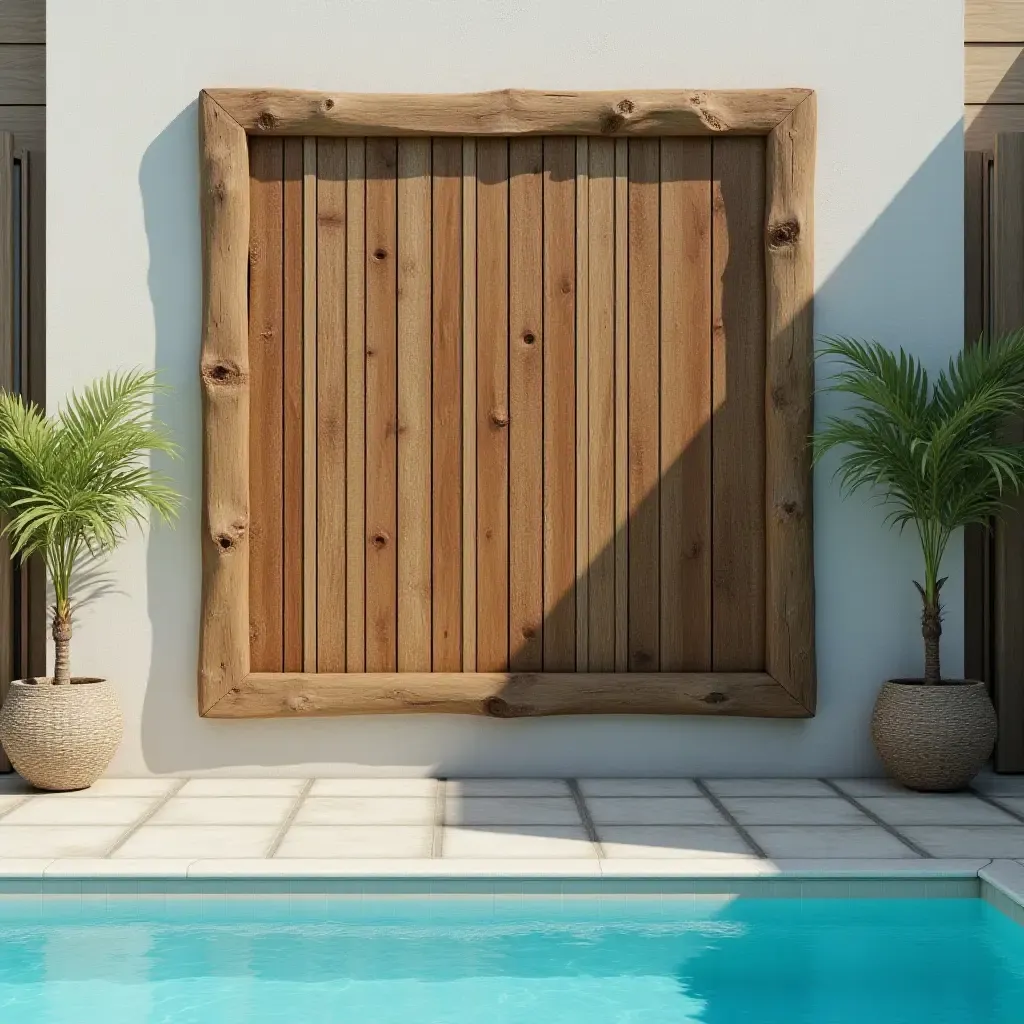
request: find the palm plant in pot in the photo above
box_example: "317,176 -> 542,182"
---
0,370 -> 179,790
814,332 -> 1024,790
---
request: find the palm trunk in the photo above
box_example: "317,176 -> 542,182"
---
922,599 -> 942,684
52,611 -> 71,685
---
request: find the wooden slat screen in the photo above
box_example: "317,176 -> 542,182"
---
246,135 -> 767,676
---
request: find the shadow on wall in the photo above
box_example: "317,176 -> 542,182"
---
137,102 -> 963,775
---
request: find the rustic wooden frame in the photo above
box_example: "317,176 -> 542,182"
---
198,87 -> 816,719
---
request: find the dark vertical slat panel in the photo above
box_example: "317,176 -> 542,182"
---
711,137 -> 766,672
247,138 -> 285,672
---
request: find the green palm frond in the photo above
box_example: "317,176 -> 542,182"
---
814,331 -> 1024,615
0,370 -> 181,617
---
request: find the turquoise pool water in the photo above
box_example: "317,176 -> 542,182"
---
0,897 -> 1020,1022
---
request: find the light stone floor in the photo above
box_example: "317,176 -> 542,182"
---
0,773 -> 1022,878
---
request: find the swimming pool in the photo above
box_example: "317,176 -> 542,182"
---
0,894 -> 1020,1022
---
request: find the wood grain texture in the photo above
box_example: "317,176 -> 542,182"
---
282,138 -> 304,672
659,138 -> 712,671
543,136 -> 577,671
627,138 -> 660,672
994,131 -> 1024,770
508,138 -> 544,671
613,138 -> 629,672
967,0 -> 1024,41
302,137 -> 318,671
432,138 -> 463,671
0,46 -> 42,104
198,93 -> 251,711
966,104 -> 1024,151
765,98 -> 816,710
208,671 -> 805,718
966,45 -> 1024,103
397,138 -> 433,671
345,139 -> 366,672
586,139 -> 616,672
316,138 -> 347,672
0,1 -> 44,43
209,88 -> 813,138
964,150 -> 992,686
364,137 -> 398,672
475,138 -> 510,671
245,135 -> 283,674
575,136 -> 590,671
461,139 -> 478,671
0,134 -> 12,729
711,136 -> 766,673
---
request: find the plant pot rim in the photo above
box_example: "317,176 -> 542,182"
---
10,677 -> 107,687
885,678 -> 986,688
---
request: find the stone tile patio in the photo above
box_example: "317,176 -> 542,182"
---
0,773 -> 1020,875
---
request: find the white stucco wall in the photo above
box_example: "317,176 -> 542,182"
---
45,0 -> 965,777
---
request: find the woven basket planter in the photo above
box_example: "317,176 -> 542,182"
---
871,679 -> 996,792
0,678 -> 123,791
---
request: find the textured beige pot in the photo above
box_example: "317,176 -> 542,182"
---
871,679 -> 996,792
0,678 -> 123,791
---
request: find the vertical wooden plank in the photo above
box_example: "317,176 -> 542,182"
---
587,138 -> 616,671
462,139 -> 478,672
26,150 -> 44,678
508,138 -> 544,671
660,138 -> 712,671
432,139 -> 463,671
397,138 -> 433,671
613,138 -> 629,673
964,150 -> 987,685
627,138 -> 660,672
994,132 -> 1024,770
0,135 -> 11,724
302,138 -> 318,672
712,136 -> 766,671
247,137 -> 284,673
282,138 -> 305,673
476,138 -> 510,672
345,139 -> 366,672
316,139 -> 347,673
365,137 -> 399,672
575,137 -> 590,672
543,136 -> 577,671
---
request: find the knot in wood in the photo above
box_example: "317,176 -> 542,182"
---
560,278 -> 572,296
321,97 -> 336,112
771,385 -> 788,410
202,360 -> 242,388
522,331 -> 536,345
767,220 -> 800,250
286,693 -> 313,712
521,624 -> 536,640
775,499 -> 802,522
372,247 -> 388,262
703,691 -> 728,705
490,408 -> 509,428
211,181 -> 228,204
686,538 -> 704,560
484,696 -> 514,718
371,531 -> 390,550
255,110 -> 278,131
616,98 -> 636,115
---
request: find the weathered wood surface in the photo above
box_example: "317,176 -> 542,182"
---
198,93 -> 251,712
208,88 -> 812,138
208,671 -> 807,718
764,96 -> 816,711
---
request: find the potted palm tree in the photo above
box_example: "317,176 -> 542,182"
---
0,370 -> 179,791
814,333 -> 1024,790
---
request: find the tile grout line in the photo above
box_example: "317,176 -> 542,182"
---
0,794 -> 33,821
431,779 -> 447,858
694,779 -> 768,859
971,789 -> 1024,825
103,779 -> 189,857
568,779 -> 605,858
821,778 -> 932,858
264,779 -> 315,858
